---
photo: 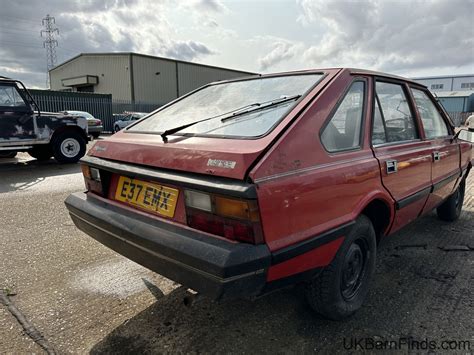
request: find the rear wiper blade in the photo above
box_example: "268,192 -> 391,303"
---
220,94 -> 301,123
160,94 -> 301,142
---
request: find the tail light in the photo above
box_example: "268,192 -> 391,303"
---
96,119 -> 102,125
81,164 -> 105,196
184,190 -> 263,244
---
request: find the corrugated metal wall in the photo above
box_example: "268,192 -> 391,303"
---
176,62 -> 252,96
439,97 -> 468,112
50,54 -> 132,100
28,89 -> 114,129
132,55 -> 178,104
50,53 -> 255,104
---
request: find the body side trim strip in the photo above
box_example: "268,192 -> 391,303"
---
271,221 -> 354,265
432,171 -> 461,193
396,186 -> 431,210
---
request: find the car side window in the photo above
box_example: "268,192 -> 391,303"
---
411,88 -> 449,139
321,81 -> 365,152
372,99 -> 387,145
0,85 -> 27,107
375,82 -> 418,142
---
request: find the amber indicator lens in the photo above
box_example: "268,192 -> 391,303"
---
214,196 -> 259,221
81,164 -> 91,178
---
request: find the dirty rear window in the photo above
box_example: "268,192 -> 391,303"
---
129,74 -> 324,138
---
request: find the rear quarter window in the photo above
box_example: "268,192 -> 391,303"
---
320,81 -> 366,152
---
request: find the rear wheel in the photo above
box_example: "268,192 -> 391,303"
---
305,215 -> 376,320
29,145 -> 52,161
437,180 -> 465,222
91,132 -> 100,139
52,131 -> 86,164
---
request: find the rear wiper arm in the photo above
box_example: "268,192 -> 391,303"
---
160,102 -> 260,142
220,94 -> 301,123
160,94 -> 301,142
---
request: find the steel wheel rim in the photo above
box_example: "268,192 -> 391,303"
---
341,240 -> 367,300
60,138 -> 80,158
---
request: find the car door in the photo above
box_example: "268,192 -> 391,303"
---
371,79 -> 433,233
0,82 -> 35,142
409,87 -> 460,213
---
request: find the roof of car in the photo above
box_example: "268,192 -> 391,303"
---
209,68 -> 426,88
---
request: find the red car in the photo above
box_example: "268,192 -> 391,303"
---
65,68 -> 473,320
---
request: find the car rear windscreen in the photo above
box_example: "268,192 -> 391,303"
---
129,74 -> 324,138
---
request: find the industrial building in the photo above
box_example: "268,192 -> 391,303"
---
437,91 -> 474,113
412,74 -> 474,92
49,52 -> 256,103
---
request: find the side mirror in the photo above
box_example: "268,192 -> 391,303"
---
453,129 -> 474,143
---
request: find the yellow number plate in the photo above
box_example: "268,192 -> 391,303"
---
115,176 -> 179,218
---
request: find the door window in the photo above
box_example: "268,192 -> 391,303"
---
321,81 -> 365,152
411,89 -> 449,139
375,82 -> 418,142
0,85 -> 27,107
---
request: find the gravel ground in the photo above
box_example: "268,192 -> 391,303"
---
0,147 -> 473,353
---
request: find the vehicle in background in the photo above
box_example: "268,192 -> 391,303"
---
65,68 -> 473,320
114,112 -> 147,132
0,77 -> 89,163
63,110 -> 103,138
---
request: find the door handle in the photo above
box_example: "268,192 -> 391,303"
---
386,160 -> 398,174
433,151 -> 441,162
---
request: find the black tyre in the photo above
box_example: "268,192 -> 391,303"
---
28,145 -> 52,161
91,132 -> 100,139
0,151 -> 17,159
52,131 -> 86,164
114,125 -> 121,133
436,180 -> 465,222
305,215 -> 376,320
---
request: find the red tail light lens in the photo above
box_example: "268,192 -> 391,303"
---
184,190 -> 263,244
187,208 -> 263,244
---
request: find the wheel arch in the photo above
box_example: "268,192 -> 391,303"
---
50,125 -> 88,144
356,194 -> 394,244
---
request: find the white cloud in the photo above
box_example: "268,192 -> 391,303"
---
259,41 -> 300,71
296,0 -> 474,73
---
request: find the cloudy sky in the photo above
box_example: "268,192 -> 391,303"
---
0,0 -> 473,88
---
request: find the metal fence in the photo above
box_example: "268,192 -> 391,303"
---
447,111 -> 472,127
27,89 -> 163,132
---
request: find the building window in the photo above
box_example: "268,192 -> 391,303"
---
431,84 -> 444,90
460,82 -> 474,89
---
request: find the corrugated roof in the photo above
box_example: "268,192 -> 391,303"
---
50,52 -> 257,75
411,74 -> 474,80
436,91 -> 474,98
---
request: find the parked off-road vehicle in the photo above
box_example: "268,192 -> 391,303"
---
0,77 -> 89,163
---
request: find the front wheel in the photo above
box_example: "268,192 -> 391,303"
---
437,180 -> 465,222
114,125 -> 121,133
305,215 -> 376,320
52,131 -> 86,164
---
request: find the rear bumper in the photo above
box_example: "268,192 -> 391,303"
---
64,192 -> 271,300
88,126 -> 103,133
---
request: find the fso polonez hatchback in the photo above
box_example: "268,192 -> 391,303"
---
65,68 -> 473,320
